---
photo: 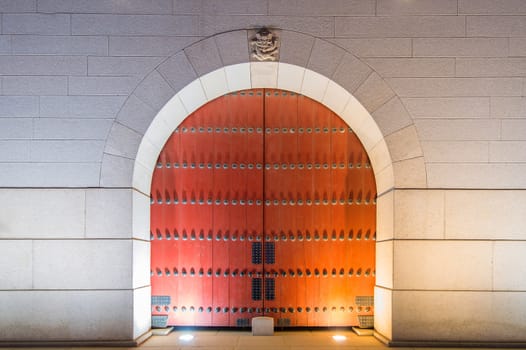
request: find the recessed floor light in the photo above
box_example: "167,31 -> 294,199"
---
179,334 -> 194,341
332,335 -> 347,341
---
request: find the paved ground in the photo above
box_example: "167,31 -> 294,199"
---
4,329 -> 525,350
141,329 -> 384,350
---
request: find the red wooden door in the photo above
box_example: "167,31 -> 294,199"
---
150,89 -> 376,328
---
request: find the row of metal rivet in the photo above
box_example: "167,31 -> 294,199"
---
174,126 -> 353,134
151,267 -> 374,278
156,162 -> 370,170
154,305 -> 372,313
227,90 -> 300,96
150,231 -> 376,242
151,197 -> 376,206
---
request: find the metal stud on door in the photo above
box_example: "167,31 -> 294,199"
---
150,89 -> 376,328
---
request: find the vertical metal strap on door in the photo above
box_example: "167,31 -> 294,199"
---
150,89 -> 376,328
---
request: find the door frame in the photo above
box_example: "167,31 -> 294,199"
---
128,59 -> 416,341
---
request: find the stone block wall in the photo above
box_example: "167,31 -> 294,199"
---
1,0 -> 525,345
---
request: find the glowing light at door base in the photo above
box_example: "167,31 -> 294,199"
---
332,335 -> 347,341
179,334 -> 194,342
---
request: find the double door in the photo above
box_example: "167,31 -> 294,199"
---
150,89 -> 376,327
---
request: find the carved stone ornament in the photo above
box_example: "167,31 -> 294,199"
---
250,28 -> 280,62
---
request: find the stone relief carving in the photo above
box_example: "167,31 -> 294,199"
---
250,28 -> 280,61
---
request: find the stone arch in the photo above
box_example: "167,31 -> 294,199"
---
101,30 -> 425,192
99,29 -> 426,341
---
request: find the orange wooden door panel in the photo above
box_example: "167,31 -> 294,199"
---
150,89 -> 376,328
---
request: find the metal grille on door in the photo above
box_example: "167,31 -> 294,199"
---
150,89 -> 376,328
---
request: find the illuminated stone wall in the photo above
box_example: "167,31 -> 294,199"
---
1,0 -> 525,345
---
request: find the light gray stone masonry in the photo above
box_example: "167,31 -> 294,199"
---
377,0 -> 458,15
39,96 -> 126,117
0,56 -> 86,75
201,15 -> 335,37
37,0 -> 173,14
0,35 -> 10,53
467,15 -> 526,37
0,0 -> 35,12
215,30 -> 249,65
413,38 -> 509,57
11,35 -> 108,55
87,56 -> 165,76
109,35 -> 198,56
2,1 -> 526,346
335,16 -> 466,37
0,96 -> 38,116
68,76 -> 140,96
33,118 -> 113,140
203,0 -> 268,15
0,118 -> 32,139
269,0 -> 375,16
3,14 -> 70,35
3,76 -> 68,95
307,38 -> 346,78
460,0 -> 526,15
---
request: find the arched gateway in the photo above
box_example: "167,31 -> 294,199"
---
150,89 -> 376,328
